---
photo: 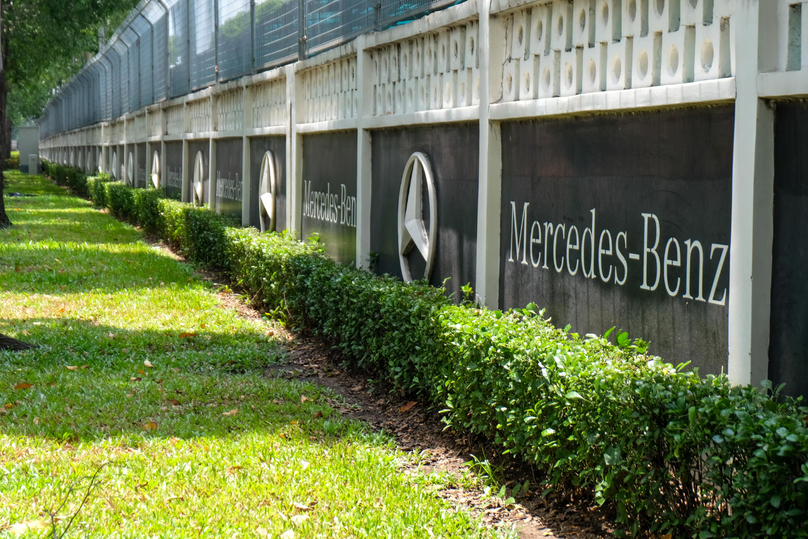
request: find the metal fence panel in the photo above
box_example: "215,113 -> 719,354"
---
305,0 -> 374,54
108,48 -> 123,119
190,0 -> 216,90
122,28 -> 140,113
254,0 -> 298,69
168,0 -> 190,98
146,1 -> 169,102
218,0 -> 252,81
132,16 -> 154,108
41,0 -> 465,134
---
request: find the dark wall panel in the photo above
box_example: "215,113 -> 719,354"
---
165,141 -> 183,199
301,132 -> 357,265
188,140 -> 210,205
500,106 -> 734,373
370,124 -> 479,300
771,100 -> 808,397
249,137 -> 287,232
136,143 -> 147,187
215,138 -> 243,220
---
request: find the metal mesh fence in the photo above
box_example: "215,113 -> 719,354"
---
132,16 -> 154,108
254,0 -> 298,69
305,0 -> 374,54
168,0 -> 190,98
41,0 -> 463,135
218,0 -> 252,81
190,0 -> 216,90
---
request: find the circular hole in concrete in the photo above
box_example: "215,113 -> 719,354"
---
557,14 -> 564,37
668,44 -> 679,76
601,2 -> 609,27
655,0 -> 665,17
628,0 -> 636,21
588,59 -> 597,84
542,67 -> 551,91
578,9 -> 586,32
523,71 -> 531,93
517,25 -> 524,47
701,39 -> 714,73
535,20 -> 543,42
612,55 -> 622,83
564,62 -> 573,89
638,50 -> 649,79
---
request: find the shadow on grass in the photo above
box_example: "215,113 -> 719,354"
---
0,318 -> 354,445
0,242 -> 194,294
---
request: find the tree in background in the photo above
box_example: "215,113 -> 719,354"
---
0,0 -> 138,228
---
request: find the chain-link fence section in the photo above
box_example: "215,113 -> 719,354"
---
38,0 -> 460,137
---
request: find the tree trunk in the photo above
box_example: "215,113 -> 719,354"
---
0,0 -> 10,230
0,332 -> 36,351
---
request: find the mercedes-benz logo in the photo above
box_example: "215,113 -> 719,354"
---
398,152 -> 437,282
126,151 -> 134,186
151,151 -> 160,189
259,151 -> 276,233
193,151 -> 205,207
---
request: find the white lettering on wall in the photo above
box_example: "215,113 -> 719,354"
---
167,166 -> 182,189
216,171 -> 242,201
302,181 -> 357,228
506,202 -> 729,306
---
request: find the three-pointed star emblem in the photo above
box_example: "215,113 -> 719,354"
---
398,152 -> 438,282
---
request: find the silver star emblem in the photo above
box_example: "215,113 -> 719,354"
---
193,151 -> 205,207
398,152 -> 438,282
259,151 -> 276,233
151,151 -> 161,189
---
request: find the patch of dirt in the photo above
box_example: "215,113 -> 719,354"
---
140,236 -> 617,539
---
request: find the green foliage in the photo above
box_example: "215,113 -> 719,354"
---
42,160 -> 90,197
86,173 -> 114,207
132,188 -> 163,235
54,179 -> 808,538
5,155 -> 19,170
104,182 -> 136,219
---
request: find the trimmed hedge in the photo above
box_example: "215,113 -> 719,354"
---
43,161 -> 91,197
43,166 -> 808,537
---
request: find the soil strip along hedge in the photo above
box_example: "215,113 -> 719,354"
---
1,169 -> 503,538
52,163 -> 808,537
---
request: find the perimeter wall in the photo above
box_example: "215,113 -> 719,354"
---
39,0 -> 808,397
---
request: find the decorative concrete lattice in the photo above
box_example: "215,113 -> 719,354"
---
371,21 -> 481,116
252,79 -> 287,128
774,0 -> 808,72
300,57 -> 358,123
149,112 -> 163,137
112,121 -> 123,143
134,114 -> 147,140
217,90 -> 244,132
496,0 -> 734,101
166,105 -> 185,136
188,99 -> 212,134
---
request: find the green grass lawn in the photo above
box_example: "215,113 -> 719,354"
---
0,171 -> 505,538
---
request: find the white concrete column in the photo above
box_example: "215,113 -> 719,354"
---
242,83 -> 254,226
474,0 -> 505,308
288,64 -> 303,238
727,1 -> 777,387
355,34 -> 372,269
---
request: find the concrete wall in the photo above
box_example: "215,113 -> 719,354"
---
39,0 -> 808,396
18,126 -> 39,173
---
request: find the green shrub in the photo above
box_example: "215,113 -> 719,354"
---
82,179 -> 808,538
133,188 -> 163,234
104,182 -> 136,219
86,174 -> 113,207
5,156 -> 19,170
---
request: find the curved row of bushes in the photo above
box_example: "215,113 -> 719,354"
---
48,162 -> 808,537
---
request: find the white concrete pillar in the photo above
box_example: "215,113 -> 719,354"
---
289,64 -> 303,238
727,1 -> 777,387
355,34 -> 372,269
474,0 -> 505,308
